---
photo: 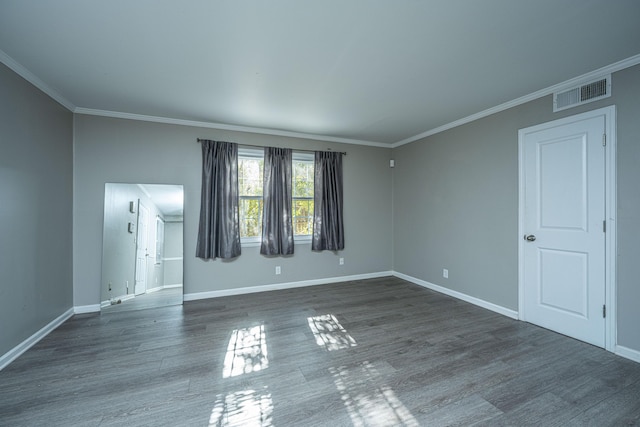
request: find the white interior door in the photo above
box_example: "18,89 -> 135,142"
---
134,201 -> 150,296
521,114 -> 606,347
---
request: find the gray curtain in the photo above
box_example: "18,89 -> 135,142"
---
312,151 -> 344,251
261,147 -> 294,255
196,140 -> 241,259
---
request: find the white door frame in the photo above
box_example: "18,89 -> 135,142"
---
518,106 -> 617,352
135,201 -> 150,296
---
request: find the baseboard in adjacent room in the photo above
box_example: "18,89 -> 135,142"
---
183,271 -> 393,301
74,304 -> 101,314
100,293 -> 134,308
147,285 -> 182,294
393,271 -> 519,320
0,308 -> 74,371
616,345 -> 640,363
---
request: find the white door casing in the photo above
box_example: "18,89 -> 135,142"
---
135,201 -> 150,296
518,107 -> 616,350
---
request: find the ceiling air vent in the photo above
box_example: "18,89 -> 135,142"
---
553,75 -> 611,112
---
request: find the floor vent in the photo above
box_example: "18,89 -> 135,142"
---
553,75 -> 611,112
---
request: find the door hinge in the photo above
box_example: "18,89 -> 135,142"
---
603,133 -> 607,146
603,305 -> 606,318
603,220 -> 606,233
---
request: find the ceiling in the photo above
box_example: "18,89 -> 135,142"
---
1,1 -> 639,146
139,184 -> 184,217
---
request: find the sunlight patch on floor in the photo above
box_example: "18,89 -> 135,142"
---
307,314 -> 357,351
222,325 -> 269,378
209,387 -> 273,427
330,361 -> 419,427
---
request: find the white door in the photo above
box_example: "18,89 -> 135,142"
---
521,114 -> 606,347
134,201 -> 150,296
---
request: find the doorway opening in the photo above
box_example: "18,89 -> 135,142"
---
518,106 -> 616,351
101,183 -> 184,313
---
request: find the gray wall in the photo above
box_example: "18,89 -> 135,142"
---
101,183 -> 164,303
4,54 -> 636,360
73,115 -> 392,307
0,63 -> 73,356
392,64 -> 640,352
612,65 -> 640,352
163,219 -> 183,287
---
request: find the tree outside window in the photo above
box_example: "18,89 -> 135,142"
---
292,159 -> 314,237
238,152 -> 314,242
238,156 -> 263,239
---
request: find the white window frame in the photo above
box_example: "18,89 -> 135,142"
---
238,148 -> 264,246
292,152 -> 314,243
237,149 -> 314,246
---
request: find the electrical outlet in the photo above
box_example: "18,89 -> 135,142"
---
443,269 -> 449,279
275,266 -> 281,275
339,257 -> 344,265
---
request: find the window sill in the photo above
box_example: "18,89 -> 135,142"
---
241,240 -> 261,248
240,236 -> 312,248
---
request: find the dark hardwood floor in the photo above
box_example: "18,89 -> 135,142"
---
101,287 -> 183,313
1,277 -> 639,426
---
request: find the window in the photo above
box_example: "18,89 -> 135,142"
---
292,154 -> 314,238
238,151 -> 264,242
237,150 -> 314,243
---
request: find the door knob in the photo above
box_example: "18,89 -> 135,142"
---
524,234 -> 536,242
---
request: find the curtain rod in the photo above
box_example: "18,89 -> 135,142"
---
196,138 -> 346,155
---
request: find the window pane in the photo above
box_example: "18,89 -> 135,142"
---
293,161 -> 314,198
239,158 -> 263,197
293,199 -> 312,216
239,155 -> 264,239
293,198 -> 313,236
239,198 -> 263,238
238,155 -> 314,239
292,159 -> 314,237
293,216 -> 313,236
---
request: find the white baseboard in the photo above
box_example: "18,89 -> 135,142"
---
184,271 -> 393,301
0,308 -> 74,371
4,274 -> 635,373
74,304 -> 101,314
616,345 -> 640,363
393,271 -> 519,319
147,284 -> 183,294
100,293 -> 135,308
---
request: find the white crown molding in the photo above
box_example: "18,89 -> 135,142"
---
0,49 -> 76,112
4,45 -> 639,149
392,53 -> 640,148
1,48 -> 385,147
73,107 -> 390,148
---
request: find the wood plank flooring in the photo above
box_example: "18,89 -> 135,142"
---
1,276 -> 639,426
101,287 -> 183,313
